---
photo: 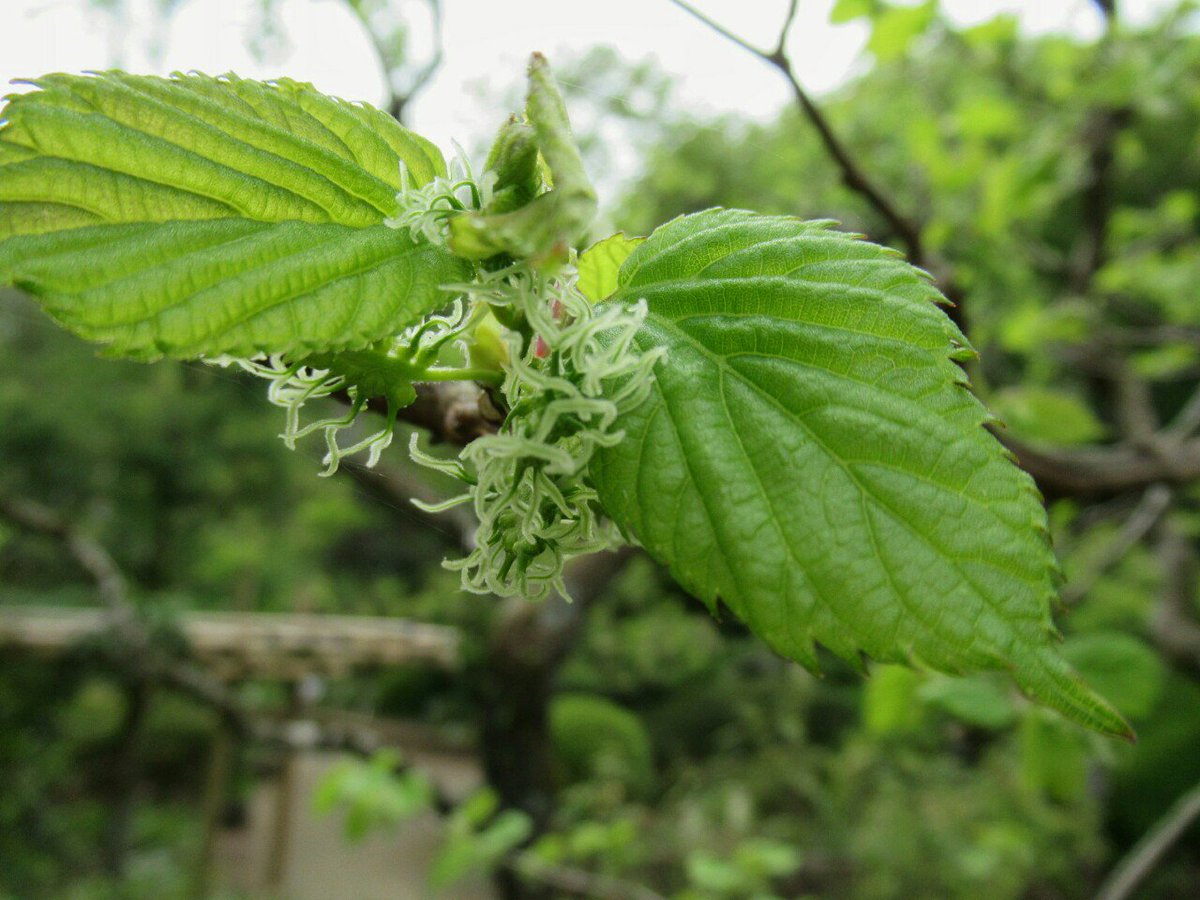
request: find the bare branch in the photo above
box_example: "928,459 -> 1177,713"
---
665,0 -> 968,328
1070,106 -> 1132,292
1060,484 -> 1172,606
340,457 -> 476,550
362,380 -> 501,447
1112,361 -> 1161,445
773,0 -> 800,59
667,0 -> 922,255
1095,777 -> 1200,900
999,431 -> 1200,497
348,0 -> 445,123
1163,382 -> 1200,444
668,0 -> 772,60
398,0 -> 445,122
1153,525 -> 1200,677
0,496 -> 128,614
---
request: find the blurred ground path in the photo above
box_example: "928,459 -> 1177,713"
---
215,749 -> 495,899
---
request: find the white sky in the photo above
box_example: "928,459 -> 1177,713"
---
0,0 -> 1177,163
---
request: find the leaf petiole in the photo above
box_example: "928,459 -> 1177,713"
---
420,366 -> 505,387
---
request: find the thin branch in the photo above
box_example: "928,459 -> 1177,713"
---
665,0 -> 966,327
1091,0 -> 1118,22
0,496 -> 129,615
667,0 -> 769,60
348,0 -> 445,123
667,0 -> 923,255
1153,525 -> 1200,678
398,0 -> 445,122
773,0 -> 800,58
1163,381 -> 1200,444
1111,360 -> 1160,445
998,431 -> 1200,497
1060,484 -> 1172,606
340,457 -> 476,551
1071,0 -> 1128,293
1070,106 -> 1131,292
1094,776 -> 1200,900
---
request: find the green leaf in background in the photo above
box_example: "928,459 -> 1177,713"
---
990,386 -> 1107,447
863,664 -> 926,735
831,0 -> 876,24
430,788 -> 533,890
312,750 -> 434,843
1020,709 -> 1091,802
0,71 -> 467,359
592,208 -> 1130,737
868,1 -> 937,62
577,232 -> 644,301
1061,632 -> 1165,721
918,674 -> 1018,730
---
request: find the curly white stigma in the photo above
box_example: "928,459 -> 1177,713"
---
384,151 -> 496,247
206,298 -> 475,478
206,356 -> 390,476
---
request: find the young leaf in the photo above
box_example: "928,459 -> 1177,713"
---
577,232 -> 645,302
592,208 -> 1131,737
449,53 -> 597,265
0,71 -> 467,359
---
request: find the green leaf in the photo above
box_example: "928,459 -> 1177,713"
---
1020,710 -> 1090,802
0,220 -> 465,360
990,386 -> 1107,447
0,71 -> 467,359
831,0 -> 875,23
1061,632 -> 1165,721
577,232 -> 644,301
868,1 -> 936,62
862,664 -> 925,735
592,209 -> 1130,737
918,674 -> 1018,730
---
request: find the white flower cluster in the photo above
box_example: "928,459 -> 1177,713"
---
412,263 -> 664,601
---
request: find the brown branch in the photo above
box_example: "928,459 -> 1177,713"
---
397,0 -> 445,123
999,431 -> 1200,497
1153,525 -> 1200,678
667,0 -> 923,257
1070,106 -> 1131,292
392,380 -> 502,446
665,0 -> 970,330
340,458 -> 477,550
773,0 -> 800,58
348,0 -> 444,124
1163,381 -> 1200,444
482,546 -> 636,864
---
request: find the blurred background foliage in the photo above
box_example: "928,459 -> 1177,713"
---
2,0 -> 1200,898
